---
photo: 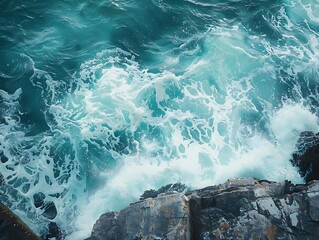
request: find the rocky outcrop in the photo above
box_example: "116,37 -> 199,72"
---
0,203 -> 41,240
189,178 -> 319,239
139,183 -> 188,200
292,131 -> 319,182
90,192 -> 190,240
89,178 -> 319,240
0,202 -> 62,240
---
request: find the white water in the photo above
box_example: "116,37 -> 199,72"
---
1,1 -> 319,239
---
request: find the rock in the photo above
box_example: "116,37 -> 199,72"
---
308,191 -> 319,222
42,222 -> 63,240
90,212 -> 120,240
139,183 -> 188,200
90,192 -> 190,240
292,131 -> 319,182
33,192 -> 58,220
188,178 -> 319,239
89,178 -> 319,240
0,202 -> 41,240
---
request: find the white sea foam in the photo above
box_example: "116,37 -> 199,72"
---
66,46 -> 319,239
68,103 -> 318,239
66,8 -> 319,236
1,1 -> 319,239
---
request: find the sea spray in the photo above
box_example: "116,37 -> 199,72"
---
0,0 -> 319,239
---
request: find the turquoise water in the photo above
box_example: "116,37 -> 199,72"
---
1,0 -> 319,238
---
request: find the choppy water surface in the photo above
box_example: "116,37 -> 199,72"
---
1,0 -> 319,238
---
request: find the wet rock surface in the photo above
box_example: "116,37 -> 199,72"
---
189,178 -> 319,240
89,178 -> 319,240
139,183 -> 188,200
0,202 -> 41,240
292,131 -> 319,182
90,191 -> 190,240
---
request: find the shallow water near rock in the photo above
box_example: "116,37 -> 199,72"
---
0,0 -> 319,238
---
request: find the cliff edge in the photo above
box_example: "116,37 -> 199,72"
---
89,178 -> 319,240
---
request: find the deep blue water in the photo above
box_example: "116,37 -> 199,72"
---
1,0 -> 319,238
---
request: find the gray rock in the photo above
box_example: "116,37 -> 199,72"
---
292,131 -> 319,182
139,183 -> 188,200
90,212 -> 120,240
89,178 -> 319,240
91,192 -> 190,240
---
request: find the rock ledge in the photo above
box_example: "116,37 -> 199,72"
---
89,178 -> 319,240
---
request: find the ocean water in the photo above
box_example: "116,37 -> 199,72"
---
1,0 -> 319,238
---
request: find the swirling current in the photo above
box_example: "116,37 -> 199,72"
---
1,0 -> 319,238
